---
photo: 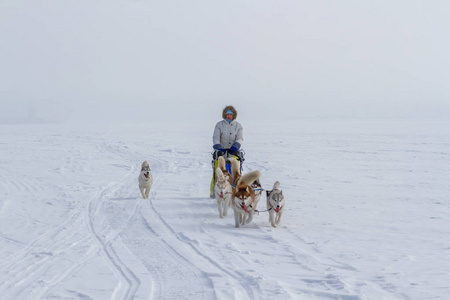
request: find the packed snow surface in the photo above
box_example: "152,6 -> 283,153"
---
1,119 -> 449,300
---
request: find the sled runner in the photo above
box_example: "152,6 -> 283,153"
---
210,149 -> 245,198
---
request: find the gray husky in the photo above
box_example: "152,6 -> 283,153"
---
266,181 -> 285,227
139,160 -> 153,199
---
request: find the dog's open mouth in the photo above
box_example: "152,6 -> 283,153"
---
240,203 -> 250,213
144,173 -> 149,178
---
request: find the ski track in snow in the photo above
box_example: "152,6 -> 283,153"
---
1,121 -> 450,299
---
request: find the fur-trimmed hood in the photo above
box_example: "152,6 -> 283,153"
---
222,105 -> 238,120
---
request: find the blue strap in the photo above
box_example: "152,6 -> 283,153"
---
225,162 -> 232,175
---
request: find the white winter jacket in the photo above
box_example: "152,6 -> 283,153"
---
212,119 -> 244,149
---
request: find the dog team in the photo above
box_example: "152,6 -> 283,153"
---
138,158 -> 285,228
213,156 -> 285,228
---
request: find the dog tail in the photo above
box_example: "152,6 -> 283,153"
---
229,157 -> 241,178
142,160 -> 149,168
238,170 -> 260,186
217,156 -> 226,171
216,167 -> 224,180
273,181 -> 280,190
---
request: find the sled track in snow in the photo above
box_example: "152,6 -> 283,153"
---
86,142 -> 260,299
0,205 -> 95,299
86,179 -> 142,300
140,192 -> 256,300
145,194 -> 259,299
81,143 -> 214,299
82,142 -> 159,299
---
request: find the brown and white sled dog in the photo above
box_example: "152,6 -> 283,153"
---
214,157 -> 233,218
229,157 -> 262,210
139,160 -> 153,199
232,170 -> 261,228
266,181 -> 285,227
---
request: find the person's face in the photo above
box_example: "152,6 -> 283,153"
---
226,113 -> 233,120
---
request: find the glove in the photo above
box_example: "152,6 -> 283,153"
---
213,144 -> 225,152
229,142 -> 241,154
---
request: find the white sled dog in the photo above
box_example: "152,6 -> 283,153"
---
138,160 -> 153,199
266,181 -> 285,227
232,170 -> 261,228
214,161 -> 233,218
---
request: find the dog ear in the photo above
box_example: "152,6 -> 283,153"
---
266,190 -> 271,197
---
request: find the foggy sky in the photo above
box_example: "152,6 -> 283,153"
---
1,0 -> 449,122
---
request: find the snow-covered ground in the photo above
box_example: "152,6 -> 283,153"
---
1,119 -> 449,300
